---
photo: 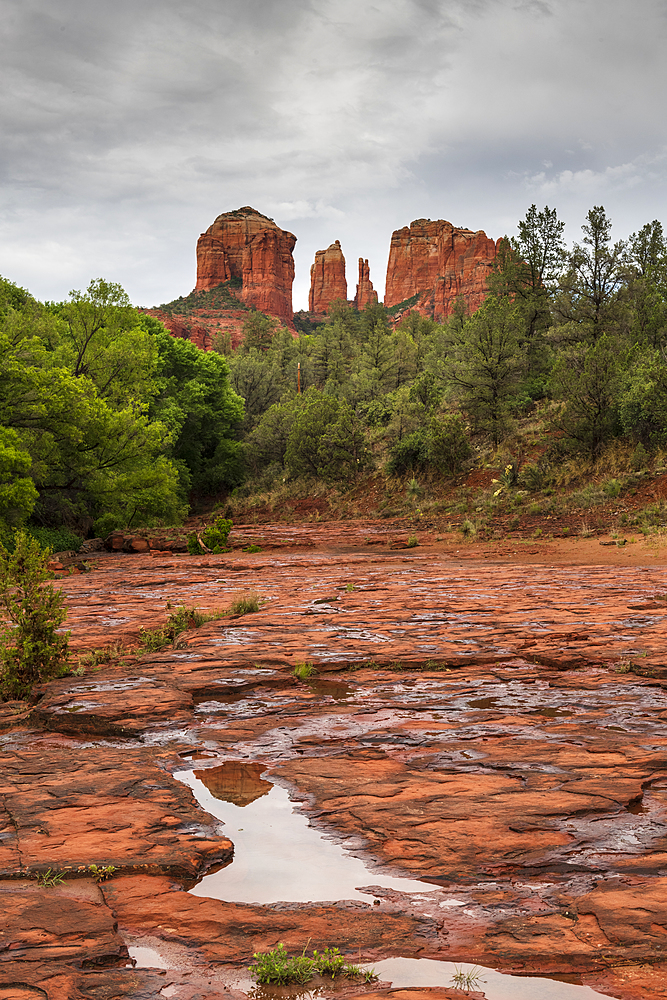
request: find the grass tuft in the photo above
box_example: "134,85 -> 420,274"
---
293,662 -> 316,680
229,591 -> 261,615
249,944 -> 374,986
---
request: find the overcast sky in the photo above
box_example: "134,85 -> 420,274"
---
2,0 -> 667,311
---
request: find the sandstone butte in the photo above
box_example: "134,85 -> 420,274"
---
195,206 -> 297,324
309,240 -> 347,313
354,257 -> 378,310
384,218 -> 502,321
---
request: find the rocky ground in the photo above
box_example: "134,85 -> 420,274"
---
3,525 -> 667,999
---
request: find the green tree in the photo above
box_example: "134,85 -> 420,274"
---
0,530 -> 70,699
558,206 -> 627,339
549,334 -> 624,457
0,428 -> 38,542
53,279 -> 157,406
284,389 -> 367,481
446,297 -> 524,444
149,327 -> 245,494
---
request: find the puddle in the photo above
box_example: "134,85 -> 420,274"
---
196,761 -> 273,806
128,945 -> 171,969
306,679 -> 353,701
369,958 -> 611,1000
178,768 -> 435,903
227,958 -> 610,1000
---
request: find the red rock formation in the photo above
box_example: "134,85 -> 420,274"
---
308,240 -> 347,313
353,258 -> 378,310
195,206 -> 296,324
384,218 -> 500,320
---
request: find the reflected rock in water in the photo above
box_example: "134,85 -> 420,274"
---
195,761 -> 272,807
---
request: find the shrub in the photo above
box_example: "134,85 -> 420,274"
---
188,517 -> 233,555
28,526 -> 82,554
407,535 -> 418,547
630,442 -> 649,471
0,530 -> 70,699
427,413 -> 472,475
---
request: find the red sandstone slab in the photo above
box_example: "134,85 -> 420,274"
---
101,875 -> 438,962
0,745 -> 231,878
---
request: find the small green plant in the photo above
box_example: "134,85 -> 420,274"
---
406,478 -> 423,500
451,965 -> 485,990
407,535 -> 418,548
187,517 -> 233,555
138,605 -> 218,654
229,591 -> 260,615
249,944 -> 374,986
77,644 -> 123,669
87,863 -> 117,882
492,461 -> 519,495
243,544 -> 262,553
533,527 -> 542,538
615,661 -> 632,674
293,662 -> 316,680
71,665 -> 86,677
36,868 -> 64,886
345,582 -> 355,592
603,478 -> 623,499
0,531 -> 71,699
460,519 -> 477,537
520,462 -> 545,492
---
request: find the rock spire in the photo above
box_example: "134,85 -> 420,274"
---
353,258 -> 378,310
308,240 -> 347,313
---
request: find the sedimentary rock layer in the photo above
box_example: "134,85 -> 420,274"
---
384,218 -> 500,320
195,206 -> 296,323
354,258 -> 378,310
309,240 -> 347,313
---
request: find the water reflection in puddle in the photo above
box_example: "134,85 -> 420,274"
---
178,766 -> 435,903
226,958 -> 610,1000
371,958 -> 610,1000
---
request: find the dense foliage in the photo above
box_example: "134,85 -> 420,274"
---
217,205 -> 667,492
0,277 -> 244,541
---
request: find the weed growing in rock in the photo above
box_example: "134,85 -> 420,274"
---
77,644 -> 124,669
0,530 -> 70,700
229,591 -> 260,615
460,519 -> 477,537
243,544 -> 262,553
36,868 -> 64,887
407,535 -> 418,547
138,605 -> 220,654
345,582 -> 355,592
87,863 -> 117,881
451,965 -> 485,990
249,944 -> 373,986
293,662 -> 316,680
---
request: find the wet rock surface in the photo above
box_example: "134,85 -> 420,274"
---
4,524 -> 667,998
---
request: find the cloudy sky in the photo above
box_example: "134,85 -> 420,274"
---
2,0 -> 667,310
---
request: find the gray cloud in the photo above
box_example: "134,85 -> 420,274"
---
1,0 -> 666,308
